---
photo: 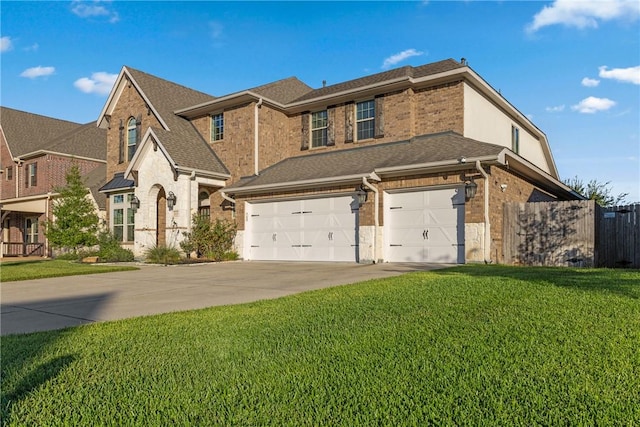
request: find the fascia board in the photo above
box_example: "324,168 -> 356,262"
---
175,92 -> 286,118
503,152 -> 583,199
374,155 -> 500,177
98,67 -> 170,131
124,128 -> 176,178
1,193 -> 57,204
15,150 -> 106,163
174,166 -> 231,181
228,172 -> 380,195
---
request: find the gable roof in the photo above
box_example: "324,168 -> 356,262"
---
84,164 -> 107,209
292,59 -> 464,103
250,77 -> 313,104
100,67 -> 229,177
1,106 -> 82,158
227,132 -> 505,191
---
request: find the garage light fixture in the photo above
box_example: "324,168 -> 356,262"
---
465,178 -> 478,200
167,191 -> 177,211
357,185 -> 368,205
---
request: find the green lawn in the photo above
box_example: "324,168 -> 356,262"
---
2,265 -> 639,426
0,259 -> 138,282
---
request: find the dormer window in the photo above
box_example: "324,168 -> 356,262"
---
127,117 -> 137,160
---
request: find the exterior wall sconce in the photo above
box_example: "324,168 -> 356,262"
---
465,179 -> 478,200
167,191 -> 177,211
356,186 -> 368,205
130,195 -> 140,211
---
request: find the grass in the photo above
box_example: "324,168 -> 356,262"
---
0,259 -> 138,282
2,265 -> 639,425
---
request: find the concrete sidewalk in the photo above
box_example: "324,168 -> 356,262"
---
1,261 -> 448,335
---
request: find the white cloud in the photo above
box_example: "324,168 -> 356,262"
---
382,49 -> 425,69
581,77 -> 600,87
527,0 -> 640,33
74,72 -> 118,95
599,65 -> 640,85
71,0 -> 119,23
209,21 -> 224,39
571,96 -> 616,114
20,66 -> 55,79
546,105 -> 566,112
24,43 -> 39,52
0,36 -> 13,53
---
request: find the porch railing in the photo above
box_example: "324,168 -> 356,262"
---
1,242 -> 45,257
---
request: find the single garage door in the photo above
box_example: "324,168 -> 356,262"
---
385,187 -> 465,263
246,195 -> 358,262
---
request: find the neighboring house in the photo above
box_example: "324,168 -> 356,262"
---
0,107 -> 107,257
98,58 -> 580,263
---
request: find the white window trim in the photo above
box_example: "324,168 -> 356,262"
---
111,192 -> 135,243
310,110 -> 328,148
356,99 -> 375,141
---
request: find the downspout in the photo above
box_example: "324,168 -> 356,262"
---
475,160 -> 492,263
362,177 -> 379,263
13,158 -> 22,198
45,192 -> 52,258
188,170 -> 196,234
254,98 -> 263,176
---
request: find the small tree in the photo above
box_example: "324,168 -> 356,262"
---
45,165 -> 99,253
180,214 -> 237,261
564,176 -> 628,207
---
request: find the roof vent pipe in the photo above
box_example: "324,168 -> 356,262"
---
461,57 -> 467,65
322,80 -> 326,88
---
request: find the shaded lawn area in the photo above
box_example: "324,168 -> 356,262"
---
2,265 -> 639,426
0,259 -> 138,282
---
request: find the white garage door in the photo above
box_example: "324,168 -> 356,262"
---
385,187 -> 465,263
246,195 -> 358,262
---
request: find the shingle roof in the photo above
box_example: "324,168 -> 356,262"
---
125,67 -> 229,176
44,122 -> 106,160
227,132 -> 504,190
250,77 -> 313,104
292,59 -> 464,102
84,164 -> 107,209
1,106 -> 83,157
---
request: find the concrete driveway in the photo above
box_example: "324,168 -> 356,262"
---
1,261 -> 448,335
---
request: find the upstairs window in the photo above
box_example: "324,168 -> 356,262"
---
127,117 -> 137,161
311,110 -> 328,148
211,113 -> 224,142
5,166 -> 12,181
356,100 -> 375,140
25,163 -> 37,188
512,126 -> 520,154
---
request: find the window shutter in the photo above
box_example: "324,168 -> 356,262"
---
301,112 -> 309,150
25,166 -> 28,188
136,115 -> 142,144
327,107 -> 335,146
32,163 -> 37,187
344,102 -> 354,143
374,95 -> 384,138
118,119 -> 124,163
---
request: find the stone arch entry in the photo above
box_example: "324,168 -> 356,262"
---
156,188 -> 167,247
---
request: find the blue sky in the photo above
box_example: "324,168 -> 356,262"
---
2,0 -> 639,202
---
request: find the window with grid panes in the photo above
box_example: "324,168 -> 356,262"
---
356,100 -> 375,140
311,110 -> 328,147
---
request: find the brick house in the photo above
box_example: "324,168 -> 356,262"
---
98,58 -> 580,263
0,107 -> 106,257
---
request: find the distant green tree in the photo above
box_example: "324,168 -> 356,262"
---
564,176 -> 628,207
45,165 -> 99,253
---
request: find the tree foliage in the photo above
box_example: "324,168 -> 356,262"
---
45,165 -> 99,252
564,176 -> 628,207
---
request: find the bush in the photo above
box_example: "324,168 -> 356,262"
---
145,245 -> 182,265
94,231 -> 134,262
181,216 -> 237,261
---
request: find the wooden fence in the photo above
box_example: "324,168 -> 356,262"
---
503,200 -> 597,267
503,201 -> 639,268
596,204 -> 640,268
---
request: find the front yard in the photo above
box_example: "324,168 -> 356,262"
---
2,265 -> 639,425
0,259 -> 138,282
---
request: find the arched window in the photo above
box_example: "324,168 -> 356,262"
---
127,117 -> 137,160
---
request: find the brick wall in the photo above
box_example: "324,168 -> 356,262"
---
106,78 -> 163,178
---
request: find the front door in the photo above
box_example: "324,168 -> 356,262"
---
157,189 -> 167,247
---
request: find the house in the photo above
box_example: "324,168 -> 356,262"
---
97,58 -> 580,263
0,107 -> 107,257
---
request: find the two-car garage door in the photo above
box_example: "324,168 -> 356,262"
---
246,195 -> 358,262
385,187 -> 465,263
